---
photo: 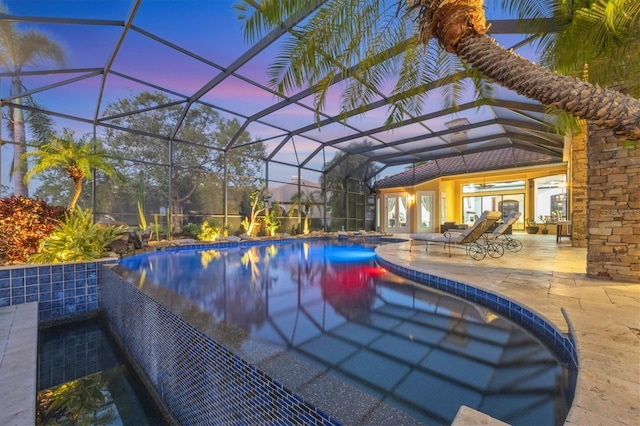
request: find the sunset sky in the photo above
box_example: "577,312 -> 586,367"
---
0,0 -> 542,192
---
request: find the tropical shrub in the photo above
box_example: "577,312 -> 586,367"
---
263,203 -> 281,236
27,207 -> 124,264
182,222 -> 200,238
0,196 -> 67,265
198,219 -> 222,241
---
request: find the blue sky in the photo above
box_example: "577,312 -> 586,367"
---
0,0 -> 543,194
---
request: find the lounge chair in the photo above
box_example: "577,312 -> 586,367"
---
409,211 -> 502,260
480,211 -> 523,254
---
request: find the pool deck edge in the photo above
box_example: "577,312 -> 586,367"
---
0,302 -> 38,426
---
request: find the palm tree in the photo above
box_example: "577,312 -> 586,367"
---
0,3 -> 65,197
21,130 -> 119,211
289,188 -> 321,233
236,0 -> 639,140
500,0 -> 639,98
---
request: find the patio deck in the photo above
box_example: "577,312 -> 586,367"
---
376,233 -> 639,425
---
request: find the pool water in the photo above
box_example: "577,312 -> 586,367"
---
37,319 -> 166,425
121,240 -> 575,425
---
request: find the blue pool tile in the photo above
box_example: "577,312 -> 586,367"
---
0,269 -> 9,279
0,289 -> 9,299
0,278 -> 9,289
11,295 -> 25,305
0,297 -> 8,307
38,265 -> 52,275
26,285 -> 38,295
25,267 -> 38,277
12,287 -> 25,297
26,294 -> 38,303
10,269 -> 24,279
40,292 -> 51,302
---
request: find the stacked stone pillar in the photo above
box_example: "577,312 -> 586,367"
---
570,130 -> 588,247
586,126 -> 640,282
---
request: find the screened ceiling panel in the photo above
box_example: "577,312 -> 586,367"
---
0,0 -> 566,186
201,75 -> 278,117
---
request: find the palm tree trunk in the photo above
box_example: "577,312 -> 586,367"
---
11,76 -> 28,197
68,180 -> 83,211
455,34 -> 640,140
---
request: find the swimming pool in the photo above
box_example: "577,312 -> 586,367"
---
120,239 -> 575,425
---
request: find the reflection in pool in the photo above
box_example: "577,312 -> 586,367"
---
37,319 -> 166,425
121,240 -> 575,425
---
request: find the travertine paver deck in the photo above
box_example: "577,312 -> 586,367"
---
376,233 -> 640,425
0,302 -> 38,426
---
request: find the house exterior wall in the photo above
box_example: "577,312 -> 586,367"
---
377,164 -> 568,234
586,127 -> 640,282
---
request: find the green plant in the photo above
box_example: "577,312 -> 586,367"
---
27,207 -> 124,264
263,202 -> 281,236
22,129 -> 120,210
0,196 -> 67,265
136,171 -> 147,231
197,219 -> 223,241
242,185 -> 271,237
538,215 -> 551,232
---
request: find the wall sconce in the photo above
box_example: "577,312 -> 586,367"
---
408,194 -> 415,203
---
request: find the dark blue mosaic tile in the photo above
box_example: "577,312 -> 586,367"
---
38,265 -> 52,275
0,289 -> 9,299
0,297 -> 9,307
0,269 -> 9,279
26,294 -> 38,303
100,267 -> 339,426
11,269 -> 24,279
0,279 -> 9,289
12,295 -> 25,304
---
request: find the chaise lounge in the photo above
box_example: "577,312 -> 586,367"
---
409,210 -> 503,260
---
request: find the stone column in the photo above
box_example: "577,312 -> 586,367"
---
570,130 -> 588,247
586,126 -> 640,282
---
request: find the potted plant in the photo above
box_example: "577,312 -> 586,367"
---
525,217 -> 539,234
538,215 -> 551,234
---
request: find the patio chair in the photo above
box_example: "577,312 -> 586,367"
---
409,210 -> 502,260
480,211 -> 523,255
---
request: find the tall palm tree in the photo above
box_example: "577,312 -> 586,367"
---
236,0 -> 639,140
21,130 -> 119,211
0,3 -> 65,197
499,0 -> 639,98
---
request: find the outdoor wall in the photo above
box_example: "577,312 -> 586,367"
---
586,127 -> 640,282
571,130 -> 589,247
0,260 -> 108,320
